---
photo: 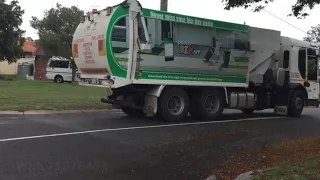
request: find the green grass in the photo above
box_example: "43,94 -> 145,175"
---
0,80 -> 111,111
253,159 -> 320,180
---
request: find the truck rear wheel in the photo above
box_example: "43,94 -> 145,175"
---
191,90 -> 224,120
159,88 -> 190,122
288,90 -> 304,117
121,107 -> 146,118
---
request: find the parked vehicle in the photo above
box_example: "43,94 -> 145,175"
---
46,56 -> 78,83
72,0 -> 319,121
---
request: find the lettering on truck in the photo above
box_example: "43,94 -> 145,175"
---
92,35 -> 105,41
83,42 -> 95,64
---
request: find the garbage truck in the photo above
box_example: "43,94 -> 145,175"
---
72,0 -> 320,121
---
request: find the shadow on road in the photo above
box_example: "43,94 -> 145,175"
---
118,111 -> 284,123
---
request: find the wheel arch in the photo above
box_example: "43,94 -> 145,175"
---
146,85 -> 166,97
287,83 -> 308,106
54,74 -> 63,80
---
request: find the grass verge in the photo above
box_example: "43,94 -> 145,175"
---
0,80 -> 111,111
252,158 -> 320,180
212,136 -> 320,180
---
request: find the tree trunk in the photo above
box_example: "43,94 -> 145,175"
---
72,68 -> 76,83
70,59 -> 77,84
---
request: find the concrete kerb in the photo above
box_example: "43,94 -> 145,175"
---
233,171 -> 255,180
0,111 -> 24,115
233,168 -> 276,180
0,109 -> 120,115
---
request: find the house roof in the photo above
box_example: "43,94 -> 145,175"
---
22,41 -> 45,55
23,41 -> 37,53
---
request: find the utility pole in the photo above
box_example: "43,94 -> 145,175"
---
160,0 -> 168,11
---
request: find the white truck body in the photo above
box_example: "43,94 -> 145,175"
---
72,0 -> 319,121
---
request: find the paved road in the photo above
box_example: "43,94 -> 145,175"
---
0,109 -> 319,180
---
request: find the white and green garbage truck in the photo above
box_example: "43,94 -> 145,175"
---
72,0 -> 320,121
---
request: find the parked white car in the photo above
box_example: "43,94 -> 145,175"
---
46,56 -> 79,83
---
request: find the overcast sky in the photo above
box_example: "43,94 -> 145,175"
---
18,0 -> 320,40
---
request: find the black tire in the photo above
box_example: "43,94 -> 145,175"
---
54,75 -> 64,83
242,109 -> 254,114
121,107 -> 146,118
191,90 -> 224,120
158,88 -> 190,122
288,90 -> 305,117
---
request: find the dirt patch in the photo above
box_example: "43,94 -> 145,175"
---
212,136 -> 320,180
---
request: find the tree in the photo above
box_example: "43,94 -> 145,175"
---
304,24 -> 320,44
0,0 -> 25,63
223,0 -> 319,18
25,37 -> 34,42
30,3 -> 84,82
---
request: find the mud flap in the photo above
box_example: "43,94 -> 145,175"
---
274,106 -> 288,116
144,95 -> 158,115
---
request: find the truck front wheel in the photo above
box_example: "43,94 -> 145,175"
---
159,88 -> 190,122
288,90 -> 305,117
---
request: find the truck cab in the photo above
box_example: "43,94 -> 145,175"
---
279,38 -> 320,107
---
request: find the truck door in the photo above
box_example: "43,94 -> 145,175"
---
306,48 -> 319,106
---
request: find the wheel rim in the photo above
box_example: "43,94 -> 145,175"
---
204,95 -> 219,114
57,77 -> 62,83
294,96 -> 303,109
167,95 -> 185,115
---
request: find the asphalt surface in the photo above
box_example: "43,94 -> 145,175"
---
0,108 -> 319,180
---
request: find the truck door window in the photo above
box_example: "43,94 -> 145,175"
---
298,48 -> 306,79
307,48 -> 318,81
283,50 -> 289,68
